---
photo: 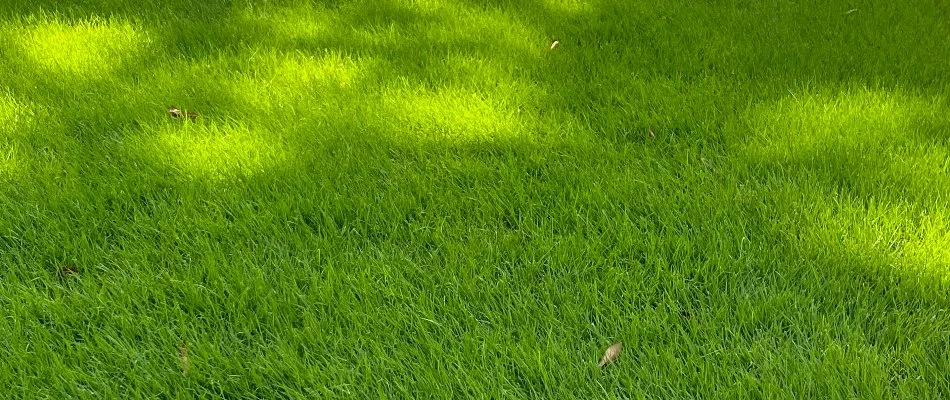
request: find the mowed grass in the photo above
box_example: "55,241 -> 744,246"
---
0,0 -> 949,397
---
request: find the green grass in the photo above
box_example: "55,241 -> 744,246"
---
1,0 -> 949,397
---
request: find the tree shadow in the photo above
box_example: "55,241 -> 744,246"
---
0,0 -> 949,397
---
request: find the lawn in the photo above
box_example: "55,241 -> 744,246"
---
1,0 -> 948,398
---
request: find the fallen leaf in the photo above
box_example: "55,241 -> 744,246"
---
648,127 -> 655,138
186,111 -> 199,121
168,106 -> 183,119
58,264 -> 77,277
598,342 -> 622,368
700,157 -> 717,172
550,40 -> 560,50
179,341 -> 189,375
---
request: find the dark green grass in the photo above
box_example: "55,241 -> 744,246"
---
1,0 -> 949,398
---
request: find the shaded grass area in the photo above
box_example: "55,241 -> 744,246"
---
0,0 -> 949,397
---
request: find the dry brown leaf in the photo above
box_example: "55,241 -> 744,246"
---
648,127 -> 655,138
58,264 -> 77,278
598,342 -> 622,368
179,341 -> 189,375
168,106 -> 183,119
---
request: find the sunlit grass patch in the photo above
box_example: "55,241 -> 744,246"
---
745,88 -> 947,156
225,50 -> 368,112
432,53 -> 542,90
539,0 -> 594,15
743,88 -> 950,199
377,84 -> 536,143
133,121 -> 288,180
742,87 -> 950,285
806,192 -> 950,282
429,6 -> 544,56
237,3 -> 331,44
5,15 -> 147,79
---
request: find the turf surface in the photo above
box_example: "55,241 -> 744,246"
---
1,0 -> 949,398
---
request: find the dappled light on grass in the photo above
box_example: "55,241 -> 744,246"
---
0,144 -> 17,179
429,6 -> 544,57
829,198 -> 950,283
199,0 -> 549,147
236,0 -> 545,60
539,0 -> 594,15
0,0 -> 949,397
744,88 -> 950,202
269,51 -> 364,88
0,93 -> 30,178
134,121 -> 289,180
746,88 -> 949,158
224,50 -> 368,113
0,92 -> 30,136
742,88 -> 950,282
237,3 -> 331,45
379,84 -> 537,143
4,15 -> 147,79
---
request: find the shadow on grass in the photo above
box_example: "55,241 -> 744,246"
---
0,0 -> 948,397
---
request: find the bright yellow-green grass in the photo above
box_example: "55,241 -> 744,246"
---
1,0 -> 948,398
